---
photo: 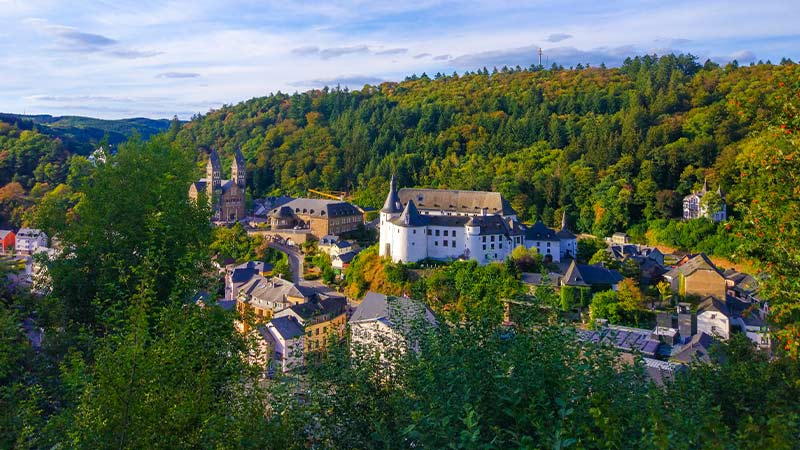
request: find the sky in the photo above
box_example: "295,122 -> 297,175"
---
1,0 -> 798,119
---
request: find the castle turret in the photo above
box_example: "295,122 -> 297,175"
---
232,148 -> 246,188
381,175 -> 403,215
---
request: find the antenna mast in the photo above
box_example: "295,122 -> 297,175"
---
538,48 -> 543,66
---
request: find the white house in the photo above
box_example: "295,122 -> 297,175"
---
262,316 -> 305,374
378,177 -> 575,265
349,292 -> 437,359
696,296 -> 731,340
15,228 -> 47,255
683,179 -> 727,222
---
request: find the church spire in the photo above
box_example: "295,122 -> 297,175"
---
701,177 -> 708,194
232,148 -> 246,188
561,209 -> 568,231
381,175 -> 403,214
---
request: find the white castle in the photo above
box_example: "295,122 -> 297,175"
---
378,177 -> 577,265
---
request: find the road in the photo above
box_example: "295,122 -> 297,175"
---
265,240 -> 303,284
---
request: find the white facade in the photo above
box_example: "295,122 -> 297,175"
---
378,178 -> 575,265
15,228 -> 48,255
265,322 -> 304,373
683,181 -> 727,222
697,310 -> 730,340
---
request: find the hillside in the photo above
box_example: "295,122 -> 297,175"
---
0,113 -> 174,151
175,55 -> 798,241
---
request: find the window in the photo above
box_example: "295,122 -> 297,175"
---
491,235 -> 495,242
315,328 -> 320,336
427,229 -> 432,236
547,249 -> 551,254
482,236 -> 486,242
452,240 -> 455,247
482,244 -> 486,250
435,230 -> 440,236
443,230 -> 448,237
547,242 -> 551,247
443,240 -> 448,247
434,241 -> 439,246
499,243 -> 502,249
491,244 -> 495,250
413,230 -> 416,234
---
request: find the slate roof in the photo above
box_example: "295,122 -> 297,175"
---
671,332 -> 717,364
268,316 -> 305,340
17,228 -> 45,239
398,188 -> 516,216
350,292 -> 437,331
208,148 -> 221,168
192,180 -> 207,192
393,200 -> 427,227
697,296 -> 731,317
664,253 -> 721,279
334,250 -> 359,264
288,295 -> 347,322
239,277 -> 306,309
562,261 -> 624,287
271,198 -> 361,218
381,175 -> 403,214
556,211 -> 576,239
0,230 -> 13,238
467,215 -> 522,236
523,220 -> 560,242
576,326 -> 660,357
426,216 -> 471,227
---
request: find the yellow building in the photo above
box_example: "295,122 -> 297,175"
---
274,294 -> 348,352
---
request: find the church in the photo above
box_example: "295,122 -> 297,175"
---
188,148 -> 246,222
378,177 -> 577,265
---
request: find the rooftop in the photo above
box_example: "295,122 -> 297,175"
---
398,188 -> 516,216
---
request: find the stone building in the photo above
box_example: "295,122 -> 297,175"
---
663,253 -> 726,300
268,198 -> 363,238
189,148 -> 246,222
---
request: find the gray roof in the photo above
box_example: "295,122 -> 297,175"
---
351,292 -> 437,331
268,316 -> 305,340
334,250 -> 359,264
664,253 -> 721,279
671,332 -> 717,364
562,261 -> 624,287
523,220 -> 560,242
466,214 -> 522,236
0,230 -> 13,238
697,296 -> 731,317
240,277 -> 306,309
17,228 -> 45,239
288,295 -> 347,322
271,198 -> 361,218
233,148 -> 246,168
392,200 -> 427,227
208,148 -> 221,169
381,175 -> 403,214
398,188 -> 516,216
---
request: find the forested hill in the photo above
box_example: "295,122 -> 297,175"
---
0,113 -> 174,151
176,54 -> 798,237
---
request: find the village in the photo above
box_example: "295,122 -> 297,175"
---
162,150 -> 768,380
1,150 -> 766,383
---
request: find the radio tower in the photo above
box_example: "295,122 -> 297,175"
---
538,48 -> 543,66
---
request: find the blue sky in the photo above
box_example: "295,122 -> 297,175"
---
1,0 -> 797,119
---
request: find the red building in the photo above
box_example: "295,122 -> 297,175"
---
0,230 -> 15,254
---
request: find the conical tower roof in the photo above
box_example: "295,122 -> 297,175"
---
556,210 -> 575,239
233,148 -> 245,167
397,199 -> 427,227
381,175 -> 403,214
209,148 -> 221,168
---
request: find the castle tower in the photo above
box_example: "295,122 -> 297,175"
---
206,149 -> 221,192
379,175 -> 404,259
232,148 -> 246,188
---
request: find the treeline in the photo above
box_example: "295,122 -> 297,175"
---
175,55 -> 797,239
